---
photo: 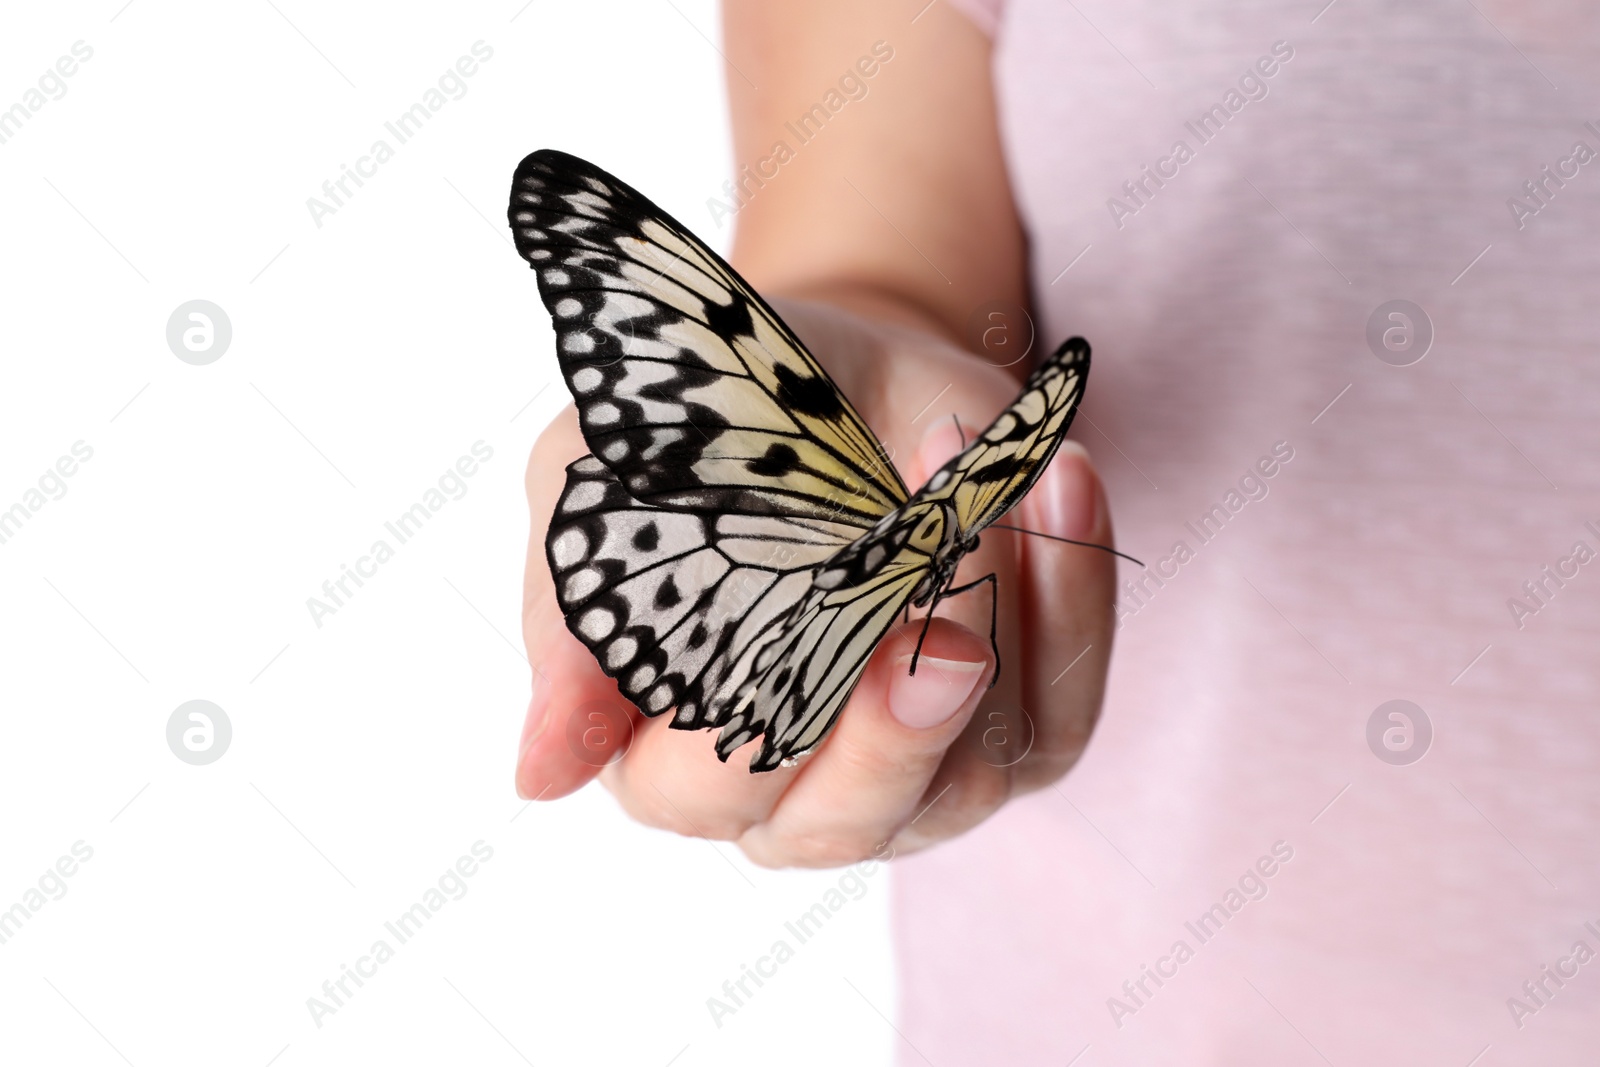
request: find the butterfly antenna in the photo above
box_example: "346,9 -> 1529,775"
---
990,524 -> 1144,567
950,413 -> 967,449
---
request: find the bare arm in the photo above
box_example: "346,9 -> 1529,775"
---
513,2 -> 1115,865
724,0 -> 1028,347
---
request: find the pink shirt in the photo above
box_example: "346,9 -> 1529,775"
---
898,1 -> 1600,1063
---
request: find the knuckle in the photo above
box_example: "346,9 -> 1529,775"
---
683,812 -> 754,842
607,775 -> 754,841
831,720 -> 953,782
743,826 -> 882,870
607,783 -> 686,834
736,838 -> 789,870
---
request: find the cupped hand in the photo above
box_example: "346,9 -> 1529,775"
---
514,297 -> 1117,867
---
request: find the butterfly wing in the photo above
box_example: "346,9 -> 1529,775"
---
720,340 -> 1092,769
918,337 -> 1091,535
549,340 -> 1091,770
514,149 -> 914,741
714,504 -> 942,770
509,149 -> 908,526
548,455 -> 869,729
513,150 -> 1092,771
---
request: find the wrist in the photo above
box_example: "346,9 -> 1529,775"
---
767,280 -> 963,347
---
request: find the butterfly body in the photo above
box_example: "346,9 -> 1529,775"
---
511,149 -> 1091,771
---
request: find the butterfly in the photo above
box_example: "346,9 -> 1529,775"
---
508,149 -> 1092,772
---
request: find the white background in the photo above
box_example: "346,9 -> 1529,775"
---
0,2 -> 895,1064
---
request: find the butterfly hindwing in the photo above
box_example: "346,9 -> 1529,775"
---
547,455 -> 867,727
509,149 -> 907,527
715,509 -> 940,770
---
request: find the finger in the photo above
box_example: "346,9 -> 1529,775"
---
876,418 -> 1025,850
1011,439 -> 1116,791
516,616 -> 643,801
517,404 -> 807,826
515,409 -> 642,801
737,617 -> 994,868
600,712 -> 800,840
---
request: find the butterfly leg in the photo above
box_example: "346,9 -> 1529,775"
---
940,572 -> 1000,688
907,572 -> 1001,688
907,593 -> 941,677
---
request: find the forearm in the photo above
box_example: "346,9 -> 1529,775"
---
722,0 -> 1028,354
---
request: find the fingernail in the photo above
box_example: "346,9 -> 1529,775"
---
516,671 -> 553,798
889,655 -> 986,729
1041,442 -> 1097,541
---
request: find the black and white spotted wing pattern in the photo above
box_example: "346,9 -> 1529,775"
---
508,149 -> 907,526
512,149 -> 1094,771
547,454 -> 866,730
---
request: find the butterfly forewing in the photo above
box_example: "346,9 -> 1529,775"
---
921,338 -> 1090,534
509,150 -> 907,526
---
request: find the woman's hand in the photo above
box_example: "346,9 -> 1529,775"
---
514,297 -> 1117,867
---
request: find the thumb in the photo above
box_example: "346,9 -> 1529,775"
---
515,613 -> 641,801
